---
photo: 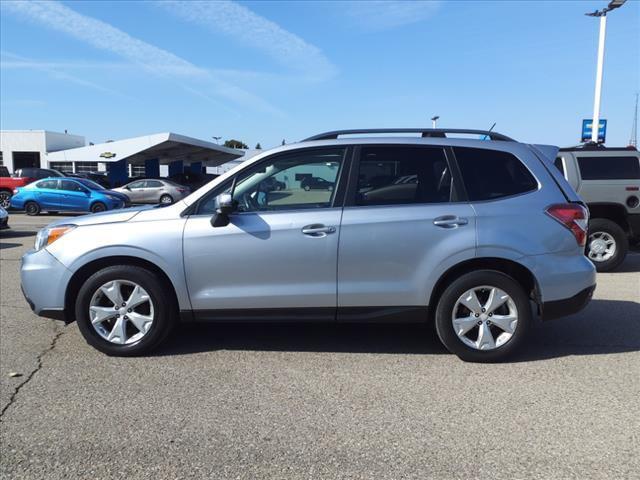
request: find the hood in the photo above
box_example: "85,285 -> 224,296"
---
45,205 -> 153,228
102,190 -> 129,201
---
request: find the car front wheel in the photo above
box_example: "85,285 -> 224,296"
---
435,271 -> 531,363
75,265 -> 176,356
586,218 -> 628,272
91,202 -> 106,213
0,191 -> 11,209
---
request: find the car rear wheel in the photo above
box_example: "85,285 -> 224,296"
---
90,202 -> 106,213
0,191 -> 11,209
25,201 -> 40,216
75,265 -> 176,356
586,218 -> 627,272
159,194 -> 174,204
435,271 -> 531,363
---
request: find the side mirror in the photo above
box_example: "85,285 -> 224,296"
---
210,193 -> 236,227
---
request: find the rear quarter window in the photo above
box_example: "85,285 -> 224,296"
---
577,156 -> 640,180
453,147 -> 538,201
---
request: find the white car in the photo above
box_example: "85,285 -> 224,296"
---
0,206 -> 9,230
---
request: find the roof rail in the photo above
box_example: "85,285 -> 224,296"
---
303,128 -> 515,142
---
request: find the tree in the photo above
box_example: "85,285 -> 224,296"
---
255,143 -> 262,149
224,139 -> 248,149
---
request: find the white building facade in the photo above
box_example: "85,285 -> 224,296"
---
0,130 -> 85,173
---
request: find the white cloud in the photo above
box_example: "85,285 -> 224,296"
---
0,51 -> 126,97
1,0 -> 281,114
345,0 -> 440,30
157,0 -> 338,82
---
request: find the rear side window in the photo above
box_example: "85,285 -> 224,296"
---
577,156 -> 640,180
36,180 -> 58,189
554,157 -> 566,177
145,180 -> 163,188
454,147 -> 538,201
356,146 -> 453,206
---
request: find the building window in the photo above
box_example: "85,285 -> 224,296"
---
74,162 -> 99,174
49,161 -> 74,174
0,151 -> 3,166
130,164 -> 146,177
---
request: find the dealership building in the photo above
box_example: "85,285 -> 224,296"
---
0,130 -> 247,185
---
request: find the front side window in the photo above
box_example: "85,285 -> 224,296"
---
577,155 -> 640,180
454,147 -> 538,201
36,180 -> 58,189
60,180 -> 86,192
355,146 -> 453,206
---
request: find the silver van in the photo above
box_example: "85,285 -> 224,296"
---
20,129 -> 596,362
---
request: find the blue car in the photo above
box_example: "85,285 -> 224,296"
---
10,177 -> 129,215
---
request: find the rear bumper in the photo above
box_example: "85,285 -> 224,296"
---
540,285 -> 596,321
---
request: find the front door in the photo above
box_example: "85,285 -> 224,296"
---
59,179 -> 91,211
124,180 -> 146,203
183,147 -> 348,319
337,145 -> 477,312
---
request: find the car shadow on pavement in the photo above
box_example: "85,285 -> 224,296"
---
614,253 -> 640,273
0,230 -> 35,239
0,241 -> 22,250
154,299 -> 639,360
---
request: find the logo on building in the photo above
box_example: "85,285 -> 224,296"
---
99,152 -> 117,159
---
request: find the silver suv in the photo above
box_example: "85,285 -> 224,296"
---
555,146 -> 640,271
20,129 -> 596,362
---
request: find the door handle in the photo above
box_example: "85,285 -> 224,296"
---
433,215 -> 469,228
302,224 -> 336,237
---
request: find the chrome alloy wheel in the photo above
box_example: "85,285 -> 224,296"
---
587,231 -> 616,262
451,286 -> 518,351
89,280 -> 155,345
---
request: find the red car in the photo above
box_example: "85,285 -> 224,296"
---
0,167 -> 64,208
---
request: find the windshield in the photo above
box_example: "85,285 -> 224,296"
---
76,178 -> 106,190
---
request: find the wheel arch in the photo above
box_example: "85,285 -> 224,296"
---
64,255 -> 180,323
428,257 -> 540,313
587,203 -> 630,233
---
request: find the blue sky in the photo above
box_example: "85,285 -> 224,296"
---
1,0 -> 638,148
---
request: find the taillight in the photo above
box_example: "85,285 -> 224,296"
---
178,188 -> 188,193
546,203 -> 589,247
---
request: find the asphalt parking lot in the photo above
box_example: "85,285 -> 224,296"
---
1,213 -> 639,480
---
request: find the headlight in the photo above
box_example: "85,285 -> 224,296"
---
34,225 -> 76,251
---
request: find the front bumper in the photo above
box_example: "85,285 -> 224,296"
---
540,285 -> 596,321
21,247 -> 71,322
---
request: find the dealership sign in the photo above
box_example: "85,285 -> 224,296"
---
99,152 -> 117,159
581,119 -> 607,143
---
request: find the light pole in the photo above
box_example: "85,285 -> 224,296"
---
212,136 -> 222,144
586,0 -> 626,143
431,116 -> 440,128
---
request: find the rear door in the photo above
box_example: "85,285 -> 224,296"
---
33,179 -> 61,209
142,180 -> 164,203
337,145 -> 476,313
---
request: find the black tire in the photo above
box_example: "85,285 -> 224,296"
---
586,218 -> 628,272
435,271 -> 532,363
0,190 -> 11,209
90,202 -> 106,213
25,201 -> 40,216
75,265 -> 176,356
159,194 -> 174,205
